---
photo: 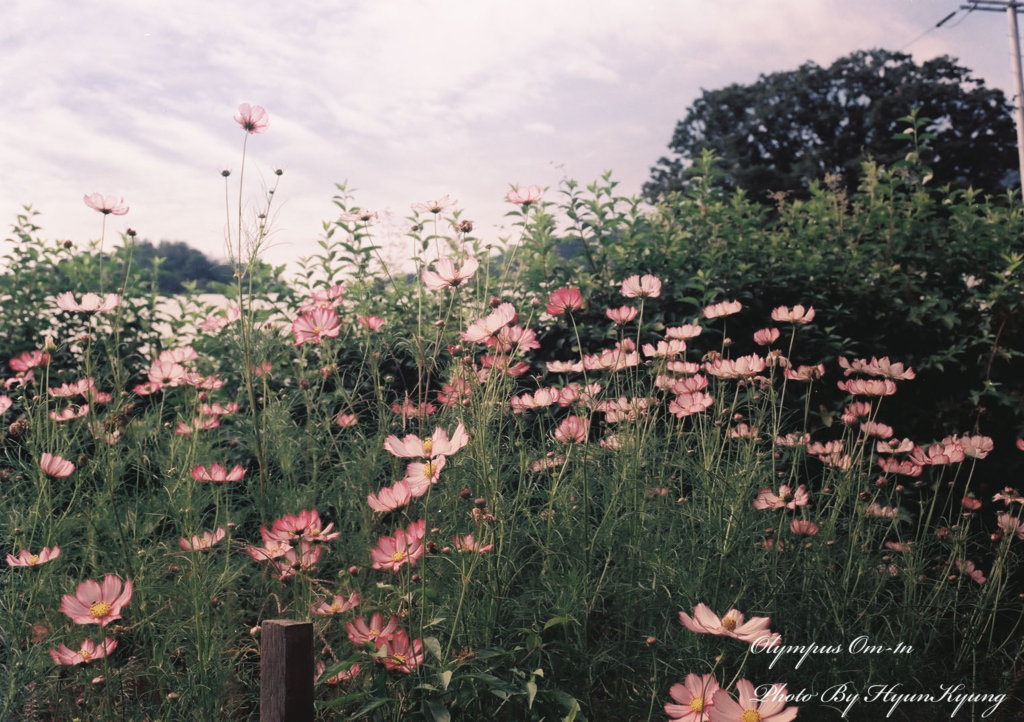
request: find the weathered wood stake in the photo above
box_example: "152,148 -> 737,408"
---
261,619 -> 314,722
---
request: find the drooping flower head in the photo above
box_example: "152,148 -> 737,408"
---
178,528 -> 227,552
40,453 -> 75,478
50,638 -> 117,666
7,545 -> 61,567
83,194 -> 129,216
620,274 -> 662,299
234,103 -> 269,134
60,575 -> 133,627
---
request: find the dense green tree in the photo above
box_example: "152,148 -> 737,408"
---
645,49 -> 1017,202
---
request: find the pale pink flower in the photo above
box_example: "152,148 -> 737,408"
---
272,541 -> 323,580
40,453 -> 75,478
993,487 -> 1024,505
55,292 -> 120,313
50,404 -> 89,422
134,381 -> 162,396
997,513 -> 1024,540
83,193 -> 129,215
726,423 -> 758,439
9,350 -> 50,372
866,357 -> 916,380
422,257 -> 480,290
554,416 -> 589,444
838,356 -> 874,376
877,457 -> 923,476
530,453 -> 566,472
771,305 -> 815,324
384,422 -> 469,459
7,545 -> 60,567
368,479 -> 414,512
403,457 -> 447,496
643,339 -> 687,358
178,528 -> 226,552
200,402 -> 239,418
411,195 -> 457,214
316,659 -> 361,684
462,303 -> 517,343
837,378 -> 897,396
705,355 -> 766,379
808,439 -> 847,457
4,370 -> 34,390
753,485 -> 808,510
961,496 -> 982,511
50,638 -> 117,666
546,287 -> 583,315
665,673 -> 720,722
546,360 -> 583,373
775,432 -> 810,447
944,434 -> 994,460
884,541 -> 912,552
267,510 -> 340,543
453,534 -> 493,554
346,612 -> 400,648
357,315 -> 386,331
234,103 -> 269,133
506,184 -> 543,205
666,325 -> 703,340
709,680 -> 798,722
490,325 -> 540,354
702,300 -> 742,319
0,396 -> 13,415
955,559 -> 987,584
860,421 -> 893,439
620,274 -> 662,299
840,401 -> 871,423
337,208 -> 379,224
606,306 -> 638,325
753,328 -> 780,346
158,346 -> 199,364
1017,438 -> 1024,452
49,378 -> 96,398
191,464 -> 247,483
313,591 -> 360,615
370,526 -> 425,573
335,412 -> 358,428
910,442 -> 965,466
784,364 -> 824,382
667,360 -> 702,374
866,502 -> 900,518
679,604 -> 776,644
790,520 -> 819,536
247,536 -> 292,562
668,375 -> 709,395
669,391 -> 714,418
148,360 -> 187,387
293,307 -> 341,346
60,575 -> 132,627
380,630 -> 425,673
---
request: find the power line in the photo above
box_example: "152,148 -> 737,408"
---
897,8 -> 968,52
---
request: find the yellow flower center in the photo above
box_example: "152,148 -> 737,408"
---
200,539 -> 210,548
391,653 -> 406,665
741,711 -> 762,722
28,555 -> 39,565
722,616 -> 738,632
89,601 -> 112,618
331,603 -> 342,613
369,629 -> 381,637
391,551 -> 407,563
690,697 -> 704,713
313,325 -> 323,334
310,528 -> 320,536
422,438 -> 433,455
80,649 -> 92,661
423,462 -> 435,478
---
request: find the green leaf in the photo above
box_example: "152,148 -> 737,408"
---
543,615 -> 569,630
423,636 -> 443,663
526,680 -> 538,709
350,697 -> 392,719
422,700 -> 451,722
316,691 -> 370,712
440,669 -> 453,692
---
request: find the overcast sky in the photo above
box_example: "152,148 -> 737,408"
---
1,0 -> 1018,274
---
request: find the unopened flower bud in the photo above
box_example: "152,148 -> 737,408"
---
274,168 -> 283,176
460,488 -> 472,499
474,497 -> 486,508
63,239 -> 74,248
221,170 -> 231,177
348,565 -> 358,575
646,636 -> 657,646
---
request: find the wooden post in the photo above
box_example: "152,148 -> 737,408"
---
261,619 -> 314,722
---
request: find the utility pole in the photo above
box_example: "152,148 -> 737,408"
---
963,1 -> 1024,187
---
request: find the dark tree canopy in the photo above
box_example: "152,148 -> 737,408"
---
130,240 -> 233,294
645,49 -> 1017,202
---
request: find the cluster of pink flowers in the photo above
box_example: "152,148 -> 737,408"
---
52,574 -> 132,665
346,612 -> 424,672
247,510 -> 339,580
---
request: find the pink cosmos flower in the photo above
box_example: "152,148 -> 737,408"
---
313,591 -> 360,615
546,287 -> 583,315
55,292 -> 120,313
50,638 -> 117,666
7,545 -> 60,567
403,457 -> 447,496
753,328 -> 780,346
337,208 -> 379,224
316,659 -> 361,685
679,604 -> 778,646
200,402 -> 239,417
910,442 -> 965,466
383,422 -> 469,459
134,381 -> 163,396
961,496 -> 982,511
702,300 -> 742,319
490,325 -> 540,354
266,510 -> 340,543
370,525 -> 425,573
158,346 -> 198,365
771,305 -> 815,324
506,184 -> 543,205
877,457 -> 922,476
83,193 -> 129,215
234,103 -> 269,133
49,378 -> 96,398
753,485 -> 809,511
49,404 -> 90,422
335,412 -> 358,428
462,303 -> 517,343
40,453 -> 75,478
669,391 -> 714,418
993,487 -> 1024,505
292,307 -> 341,346
943,434 -> 994,460
368,479 -> 414,512
1017,438 -> 1024,452
9,350 -> 50,372
347,612 -> 400,648
955,559 -> 987,584
423,257 -> 480,290
453,534 -> 493,554
606,306 -> 638,325
411,195 -> 457,214
61,575 -> 133,627
554,415 -> 589,444
643,339 -> 687,358
380,630 -> 425,673
666,673 -> 720,722
272,541 -> 324,580
705,355 -> 766,379
837,378 -> 898,396
191,464 -> 247,483
148,360 -> 187,387
620,274 -> 662,299
357,315 -> 386,331
666,325 -> 703,340
547,360 -> 584,373
709,680 -> 798,722
861,421 -> 894,439
866,502 -> 900,518
784,364 -> 825,382
178,528 -> 227,552
997,513 -> 1024,540
247,537 -> 292,562
790,520 -> 819,536
775,432 -> 810,447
